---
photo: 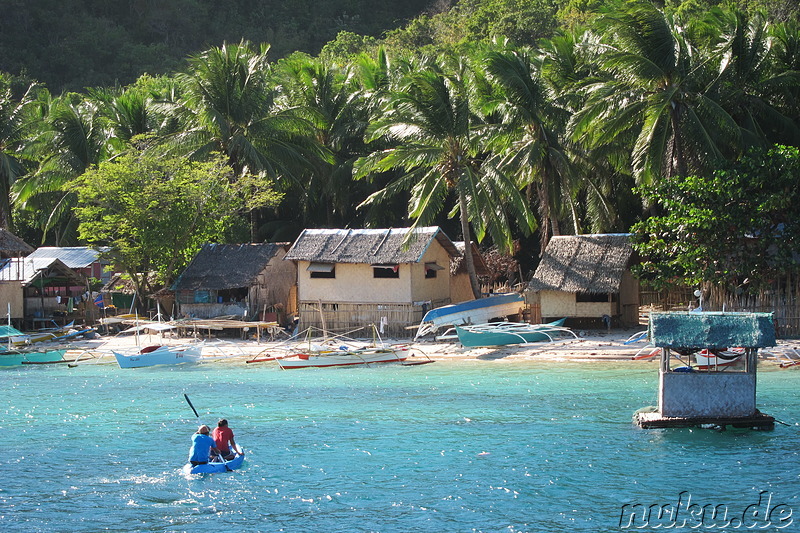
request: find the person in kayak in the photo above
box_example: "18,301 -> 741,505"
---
211,419 -> 238,460
188,425 -> 220,466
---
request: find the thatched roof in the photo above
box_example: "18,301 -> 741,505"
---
0,257 -> 81,285
0,229 -> 34,257
528,234 -> 634,293
102,272 -> 158,294
649,312 -> 776,349
452,241 -> 489,276
285,227 -> 460,264
174,243 -> 288,291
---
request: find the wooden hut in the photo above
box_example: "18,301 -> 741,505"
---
635,311 -> 776,429
527,234 -> 639,327
284,227 -> 462,337
173,243 -> 295,322
0,256 -> 83,326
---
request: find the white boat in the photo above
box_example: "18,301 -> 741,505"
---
112,342 -> 204,368
277,345 -> 416,369
415,293 -> 525,339
693,348 -> 744,370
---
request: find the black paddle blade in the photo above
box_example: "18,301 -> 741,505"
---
184,393 -> 200,418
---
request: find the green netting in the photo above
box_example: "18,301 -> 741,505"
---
649,312 -> 776,349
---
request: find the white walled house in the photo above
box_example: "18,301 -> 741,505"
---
285,227 -> 463,337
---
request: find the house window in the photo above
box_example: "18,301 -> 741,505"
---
425,262 -> 444,279
576,292 -> 616,303
372,264 -> 399,279
308,262 -> 335,279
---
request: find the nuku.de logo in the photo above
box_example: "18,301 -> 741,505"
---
618,491 -> 793,529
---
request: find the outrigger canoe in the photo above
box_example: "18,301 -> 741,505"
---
277,346 -> 412,369
183,445 -> 245,474
414,293 -> 525,339
454,318 -> 574,347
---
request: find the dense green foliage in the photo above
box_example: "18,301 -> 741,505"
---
72,151 -> 280,290
0,0 -> 431,93
632,145 -> 800,292
1,0 -> 799,292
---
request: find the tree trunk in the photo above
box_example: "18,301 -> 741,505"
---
458,191 -> 482,299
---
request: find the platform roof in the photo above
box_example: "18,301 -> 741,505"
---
649,312 -> 776,349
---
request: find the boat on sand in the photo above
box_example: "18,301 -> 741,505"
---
414,293 -> 525,339
454,318 -> 574,347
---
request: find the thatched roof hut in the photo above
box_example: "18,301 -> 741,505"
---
285,227 -> 460,264
0,228 -> 34,258
528,234 -> 639,326
173,243 -> 295,321
529,234 -> 635,293
175,243 -> 288,290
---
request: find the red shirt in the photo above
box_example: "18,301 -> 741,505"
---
212,426 -> 234,452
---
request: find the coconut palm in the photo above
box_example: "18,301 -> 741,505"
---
570,1 -> 739,186
355,54 -> 536,298
712,10 -> 800,148
273,54 -> 372,229
482,44 -> 582,249
13,91 -> 111,244
0,77 -> 37,231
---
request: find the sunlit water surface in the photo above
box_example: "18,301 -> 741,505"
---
1,359 -> 798,532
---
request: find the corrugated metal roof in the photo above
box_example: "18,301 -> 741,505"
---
27,247 -> 108,269
649,312 -> 776,349
0,257 -> 79,284
284,227 -> 460,264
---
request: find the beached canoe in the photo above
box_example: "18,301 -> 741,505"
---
454,319 -> 573,347
414,293 -> 525,339
183,446 -> 245,474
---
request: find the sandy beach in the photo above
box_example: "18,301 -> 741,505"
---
59,326 -> 800,366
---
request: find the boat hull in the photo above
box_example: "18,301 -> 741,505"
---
278,348 -> 409,369
112,344 -> 203,368
694,348 -> 744,370
415,293 -> 525,338
455,319 -> 568,347
0,348 -> 67,367
183,450 -> 245,474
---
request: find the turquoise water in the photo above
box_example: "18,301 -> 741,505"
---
1,360 -> 798,532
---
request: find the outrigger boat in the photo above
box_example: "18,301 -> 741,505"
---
0,347 -> 68,366
414,293 -> 525,339
453,318 -> 574,347
112,342 -> 204,368
183,445 -> 245,474
277,345 -> 421,369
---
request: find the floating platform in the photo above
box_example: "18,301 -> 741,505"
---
634,409 -> 775,430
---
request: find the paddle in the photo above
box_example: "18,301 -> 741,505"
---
184,393 -> 200,419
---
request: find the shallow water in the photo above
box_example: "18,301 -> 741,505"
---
1,360 -> 798,532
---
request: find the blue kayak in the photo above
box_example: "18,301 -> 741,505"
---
183,447 -> 245,474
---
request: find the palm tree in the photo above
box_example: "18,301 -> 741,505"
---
13,91 -> 111,244
273,54 -> 372,229
712,10 -> 800,148
166,41 -> 322,239
482,44 -> 581,250
570,1 -> 739,187
0,77 -> 37,231
355,54 -> 536,298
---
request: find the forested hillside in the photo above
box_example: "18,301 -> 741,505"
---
1,0 -> 798,294
0,0 -> 431,92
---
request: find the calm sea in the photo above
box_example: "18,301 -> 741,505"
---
1,359 -> 798,532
